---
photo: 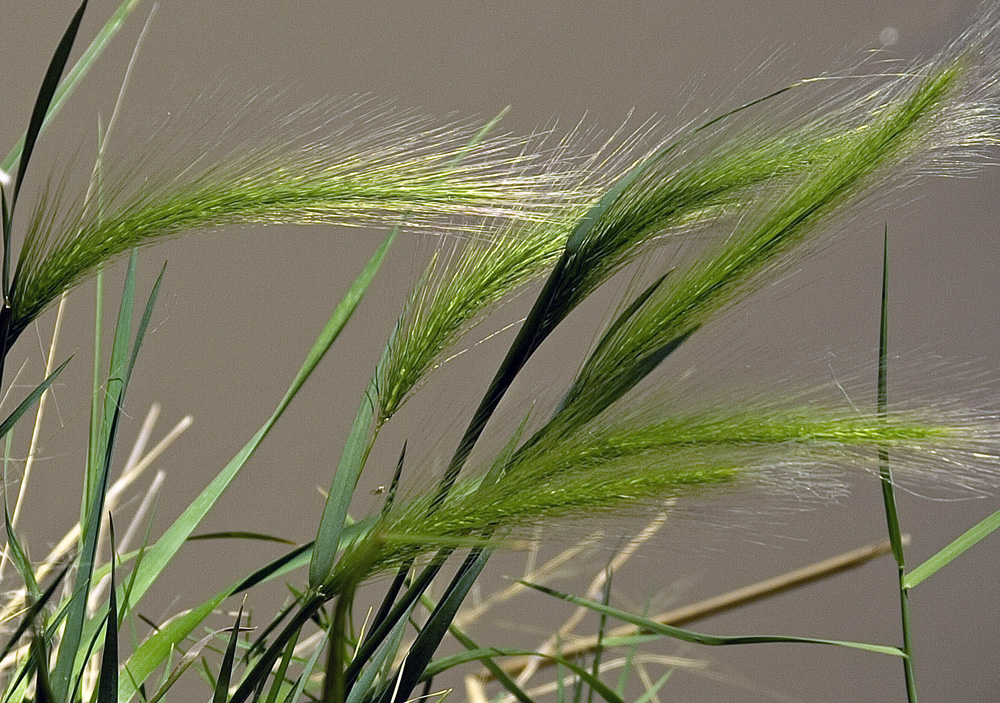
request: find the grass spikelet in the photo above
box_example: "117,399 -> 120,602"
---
6,104 -> 591,346
556,45 -> 1000,435
350,391 -> 1000,583
373,120 -> 652,423
378,11 -> 1000,454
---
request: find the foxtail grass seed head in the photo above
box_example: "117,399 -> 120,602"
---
6,0 -> 1000,608
7,101 -> 594,345
322,10 -> 1000,583
373,7 -> 1000,438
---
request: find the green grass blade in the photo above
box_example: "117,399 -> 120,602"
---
905,507 -> 1000,589
0,357 -> 71,440
96,525 -> 119,703
321,542 -> 381,703
212,604 -> 244,703
344,610 -> 413,703
263,630 -> 299,703
0,565 -> 68,666
142,627 -> 232,703
521,581 -> 905,658
443,624 -> 534,703
421,648 -> 625,703
309,111 -> 506,589
324,588 -> 355,703
875,229 -> 918,700
307,230 -> 395,589
54,253 -> 152,702
121,230 -> 391,701
634,671 -> 673,703
586,571 -> 614,703
8,0 -> 87,209
229,597 -> 326,703
188,531 -> 297,545
877,230 -> 905,566
3,0 -> 89,306
343,555 -> 444,688
373,548 -> 492,703
122,231 -> 391,631
2,187 -> 10,308
283,627 -> 331,703
86,249 -> 136,524
423,87 -> 772,507
88,268 -> 104,512
308,388 -> 375,589
118,592 -> 228,703
3,436 -> 40,601
1,0 -> 143,175
232,542 -> 313,593
118,524 -> 356,701
31,636 -> 55,703
124,262 -> 165,385
534,656 -> 627,703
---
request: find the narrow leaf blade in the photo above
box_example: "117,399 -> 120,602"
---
905,507 -> 1000,589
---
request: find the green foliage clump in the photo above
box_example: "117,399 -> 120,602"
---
2,3 -> 1000,703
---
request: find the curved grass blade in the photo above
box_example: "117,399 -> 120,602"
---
86,249 -> 138,525
262,630 -> 298,703
1,187 -> 9,310
118,524 -> 358,701
3,0 -> 89,334
119,592 -> 228,703
188,531 -> 297,545
225,529 -> 382,701
121,527 -> 370,701
521,581 -> 904,658
284,627 -> 331,703
308,384 -> 376,589
142,627 -> 233,703
228,597 -> 326,703
350,442 -> 408,653
342,553 -> 443,689
232,542 -> 313,593
298,229 -> 395,589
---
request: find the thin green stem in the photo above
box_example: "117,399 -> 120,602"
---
877,229 -> 917,701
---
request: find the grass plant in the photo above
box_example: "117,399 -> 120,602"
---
2,2 -> 1000,702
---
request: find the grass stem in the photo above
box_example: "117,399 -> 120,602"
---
877,229 -> 918,702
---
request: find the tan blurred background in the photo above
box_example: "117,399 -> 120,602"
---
2,1 -> 998,701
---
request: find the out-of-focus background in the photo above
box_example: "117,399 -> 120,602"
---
2,1 -> 998,701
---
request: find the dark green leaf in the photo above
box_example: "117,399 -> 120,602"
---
96,520 -> 119,703
213,603 -> 244,703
